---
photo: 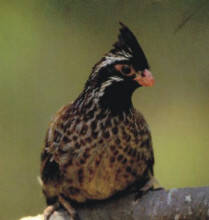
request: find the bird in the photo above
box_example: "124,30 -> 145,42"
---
41,23 -> 158,220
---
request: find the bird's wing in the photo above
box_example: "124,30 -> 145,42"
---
40,103 -> 73,183
45,103 -> 73,152
135,110 -> 154,175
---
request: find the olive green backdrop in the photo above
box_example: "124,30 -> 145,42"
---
0,0 -> 208,219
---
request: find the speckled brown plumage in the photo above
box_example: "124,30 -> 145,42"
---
41,23 -> 156,220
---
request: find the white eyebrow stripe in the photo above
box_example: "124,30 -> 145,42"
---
90,50 -> 132,79
109,76 -> 123,82
98,56 -> 128,69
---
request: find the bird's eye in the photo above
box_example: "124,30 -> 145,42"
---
121,65 -> 131,75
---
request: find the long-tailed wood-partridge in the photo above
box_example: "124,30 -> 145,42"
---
41,23 -> 157,220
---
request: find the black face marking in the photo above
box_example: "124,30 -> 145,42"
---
121,65 -> 131,75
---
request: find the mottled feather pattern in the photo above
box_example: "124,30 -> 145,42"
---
42,100 -> 153,202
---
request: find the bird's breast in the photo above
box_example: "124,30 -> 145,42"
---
57,111 -> 152,202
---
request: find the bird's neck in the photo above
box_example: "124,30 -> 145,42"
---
73,83 -> 135,116
98,83 -> 134,115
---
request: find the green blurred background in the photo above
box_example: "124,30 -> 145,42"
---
0,0 -> 208,219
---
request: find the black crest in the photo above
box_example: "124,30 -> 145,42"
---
89,23 -> 150,83
111,23 -> 150,71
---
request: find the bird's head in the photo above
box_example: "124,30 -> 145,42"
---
83,23 -> 154,113
87,23 -> 154,90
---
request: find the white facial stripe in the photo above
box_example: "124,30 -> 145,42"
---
109,76 -> 123,82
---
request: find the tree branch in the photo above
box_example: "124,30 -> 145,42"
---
20,186 -> 209,220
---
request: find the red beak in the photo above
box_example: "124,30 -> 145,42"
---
134,69 -> 155,87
